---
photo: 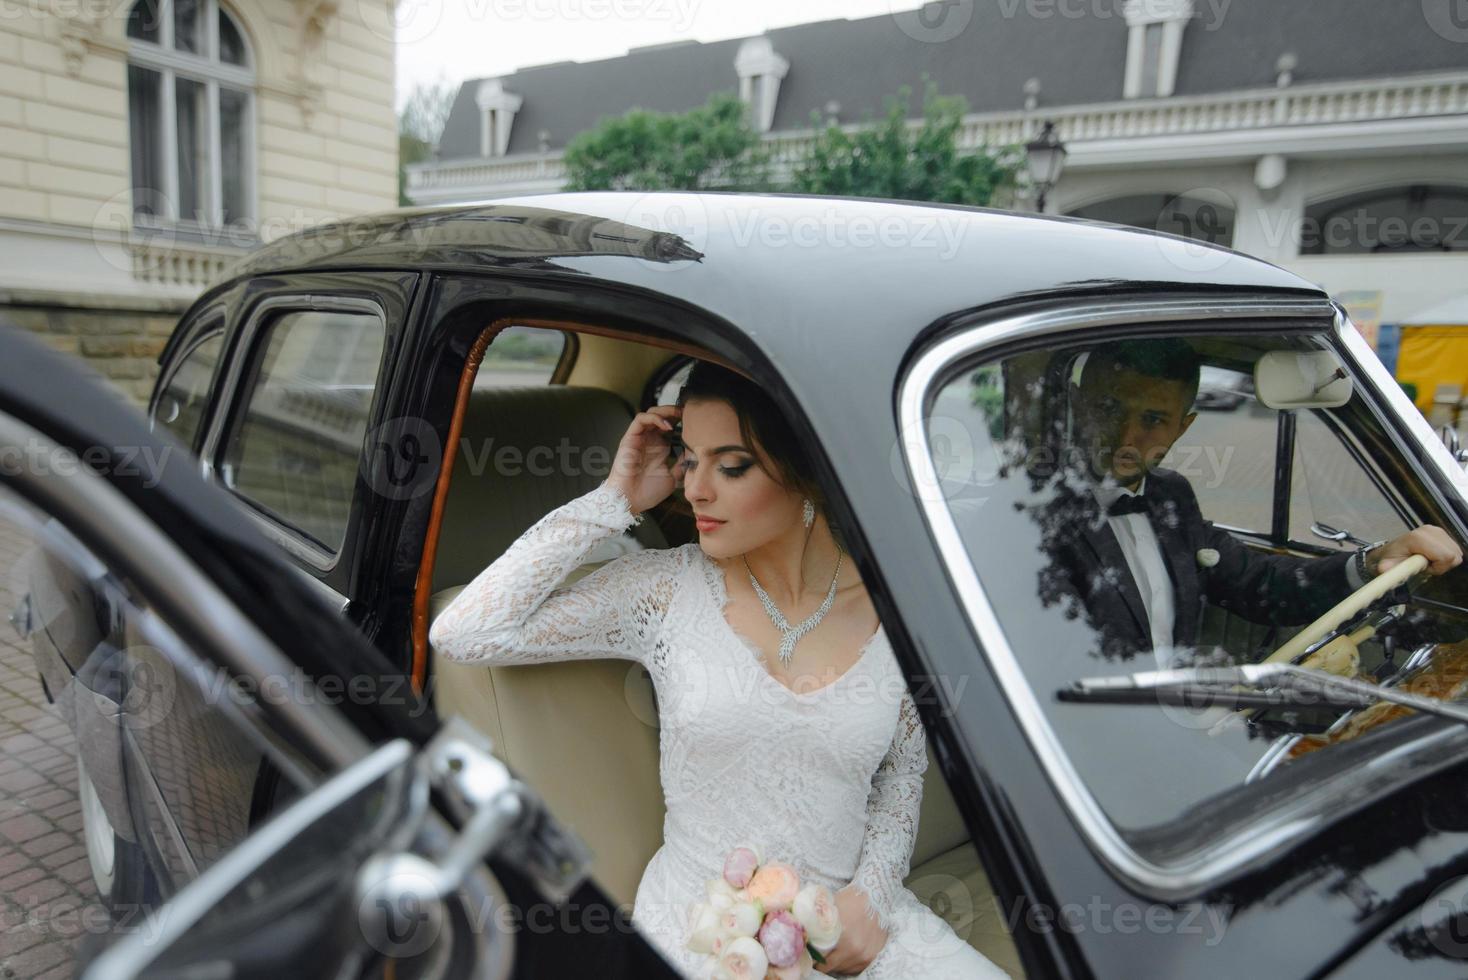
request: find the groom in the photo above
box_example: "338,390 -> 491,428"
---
1037,338 -> 1462,662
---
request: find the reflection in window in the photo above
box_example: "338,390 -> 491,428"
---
223,309 -> 385,552
473,325 -> 566,388
152,330 -> 224,450
0,482 -> 314,898
922,330 -> 1468,861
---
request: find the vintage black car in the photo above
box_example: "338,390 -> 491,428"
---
12,192 -> 1468,978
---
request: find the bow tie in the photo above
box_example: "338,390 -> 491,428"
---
1106,493 -> 1150,518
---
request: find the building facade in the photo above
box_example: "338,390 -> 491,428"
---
407,0 -> 1468,334
0,0 -> 400,404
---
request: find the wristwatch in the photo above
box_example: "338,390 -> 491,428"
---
1353,539 -> 1387,582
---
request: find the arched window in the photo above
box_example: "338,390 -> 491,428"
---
1066,193 -> 1236,248
1300,184 -> 1468,255
126,0 -> 255,230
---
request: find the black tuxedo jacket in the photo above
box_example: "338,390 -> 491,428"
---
1038,467 -> 1353,661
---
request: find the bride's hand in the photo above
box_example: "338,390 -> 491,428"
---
814,884 -> 888,976
604,405 -> 682,516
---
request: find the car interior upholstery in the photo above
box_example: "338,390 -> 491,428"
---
423,325 -> 1025,978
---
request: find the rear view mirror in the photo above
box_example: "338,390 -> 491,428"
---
1254,350 -> 1353,409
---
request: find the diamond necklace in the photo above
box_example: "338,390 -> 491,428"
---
742,550 -> 844,665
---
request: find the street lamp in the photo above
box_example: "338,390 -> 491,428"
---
1025,120 -> 1067,213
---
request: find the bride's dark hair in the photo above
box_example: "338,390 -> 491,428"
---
672,360 -> 847,552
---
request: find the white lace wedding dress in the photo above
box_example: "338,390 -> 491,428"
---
429,483 -> 1010,979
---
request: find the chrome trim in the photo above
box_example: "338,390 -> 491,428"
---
239,505 -> 339,572
198,293 -> 388,574
81,739 -> 418,980
898,295 -> 1369,898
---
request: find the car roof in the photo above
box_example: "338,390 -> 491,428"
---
217,191 -> 1326,313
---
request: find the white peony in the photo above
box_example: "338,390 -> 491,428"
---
719,936 -> 769,980
686,901 -> 729,955
706,877 -> 739,910
719,900 -> 764,938
792,883 -> 843,953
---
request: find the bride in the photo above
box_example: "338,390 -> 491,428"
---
429,361 -> 1010,979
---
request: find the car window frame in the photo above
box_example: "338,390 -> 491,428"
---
899,295 -> 1468,900
201,293 -> 390,573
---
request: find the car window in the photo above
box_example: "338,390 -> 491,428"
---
220,307 -> 385,553
1289,408 -> 1410,546
918,326 -> 1468,873
473,325 -> 566,388
152,330 -> 225,451
0,481 -> 316,959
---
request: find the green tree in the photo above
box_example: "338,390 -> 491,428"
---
398,79 -> 457,206
562,91 -> 770,192
790,81 -> 1020,206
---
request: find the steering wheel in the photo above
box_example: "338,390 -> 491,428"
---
1262,553 -> 1429,666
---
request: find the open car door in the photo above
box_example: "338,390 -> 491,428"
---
0,327 -> 681,979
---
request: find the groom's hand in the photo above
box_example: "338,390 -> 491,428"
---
1371,525 -> 1463,577
815,884 -> 888,976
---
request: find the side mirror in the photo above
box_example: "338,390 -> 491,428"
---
1254,350 -> 1353,409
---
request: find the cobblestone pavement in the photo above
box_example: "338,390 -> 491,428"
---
0,626 -> 106,978
0,516 -> 107,979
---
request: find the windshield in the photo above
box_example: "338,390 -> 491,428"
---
922,326 -> 1468,864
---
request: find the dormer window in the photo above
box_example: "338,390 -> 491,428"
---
476,79 -> 523,157
734,37 -> 789,133
1123,0 -> 1192,98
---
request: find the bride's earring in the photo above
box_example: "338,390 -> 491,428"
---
802,498 -> 815,528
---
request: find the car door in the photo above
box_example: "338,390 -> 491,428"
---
0,327 -> 682,978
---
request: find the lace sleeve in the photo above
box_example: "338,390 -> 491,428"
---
846,688 -> 927,934
427,482 -> 675,667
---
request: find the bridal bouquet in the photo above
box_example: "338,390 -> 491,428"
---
684,844 -> 843,980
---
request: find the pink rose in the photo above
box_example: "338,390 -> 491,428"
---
723,845 -> 762,889
745,862 -> 801,911
756,909 -> 806,969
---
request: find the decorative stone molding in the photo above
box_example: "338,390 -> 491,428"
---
1255,154 -> 1288,193
291,0 -> 339,122
476,79 -> 525,157
734,37 -> 790,133
54,7 -> 104,78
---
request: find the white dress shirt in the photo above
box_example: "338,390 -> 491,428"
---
1090,475 -> 1175,654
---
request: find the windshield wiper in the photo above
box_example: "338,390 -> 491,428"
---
1059,663 -> 1468,726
